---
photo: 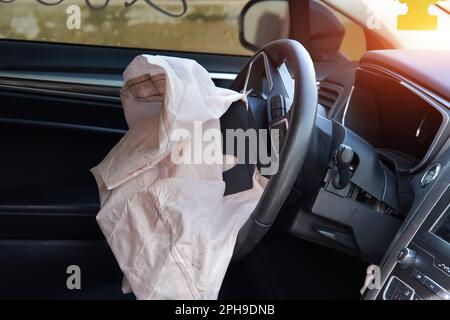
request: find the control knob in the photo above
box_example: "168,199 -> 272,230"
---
397,248 -> 416,269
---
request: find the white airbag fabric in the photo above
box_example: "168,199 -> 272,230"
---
91,55 -> 267,300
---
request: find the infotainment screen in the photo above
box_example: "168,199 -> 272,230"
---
433,206 -> 450,244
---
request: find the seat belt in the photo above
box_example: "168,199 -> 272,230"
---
289,0 -> 311,53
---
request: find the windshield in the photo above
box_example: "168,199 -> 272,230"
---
0,0 -> 252,55
323,0 -> 450,50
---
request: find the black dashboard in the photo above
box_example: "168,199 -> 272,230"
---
365,149 -> 450,300
349,50 -> 450,301
284,49 -> 450,301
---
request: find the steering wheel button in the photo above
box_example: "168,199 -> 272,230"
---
269,95 -> 287,122
272,107 -> 283,119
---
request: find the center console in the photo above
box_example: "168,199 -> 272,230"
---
383,189 -> 449,300
363,153 -> 450,300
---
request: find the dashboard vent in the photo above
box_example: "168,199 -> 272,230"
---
318,82 -> 344,114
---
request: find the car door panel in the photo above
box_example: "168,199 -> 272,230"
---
0,240 -> 130,299
0,78 -> 126,298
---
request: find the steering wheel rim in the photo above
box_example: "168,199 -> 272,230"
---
230,39 -> 318,261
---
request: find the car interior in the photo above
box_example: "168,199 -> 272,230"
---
0,0 -> 448,300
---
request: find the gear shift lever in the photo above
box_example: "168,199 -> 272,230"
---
332,144 -> 354,189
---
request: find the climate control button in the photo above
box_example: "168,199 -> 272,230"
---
411,269 -> 449,300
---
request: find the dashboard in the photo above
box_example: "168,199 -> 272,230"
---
277,49 -> 450,271
286,49 -> 450,300
348,50 -> 450,301
365,160 -> 450,300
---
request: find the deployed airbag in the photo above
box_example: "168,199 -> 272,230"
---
91,55 -> 267,300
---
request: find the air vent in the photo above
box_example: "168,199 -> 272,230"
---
318,82 -> 343,114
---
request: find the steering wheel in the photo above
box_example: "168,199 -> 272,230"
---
226,39 -> 318,261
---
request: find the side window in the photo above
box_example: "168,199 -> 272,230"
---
0,0 -> 252,56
